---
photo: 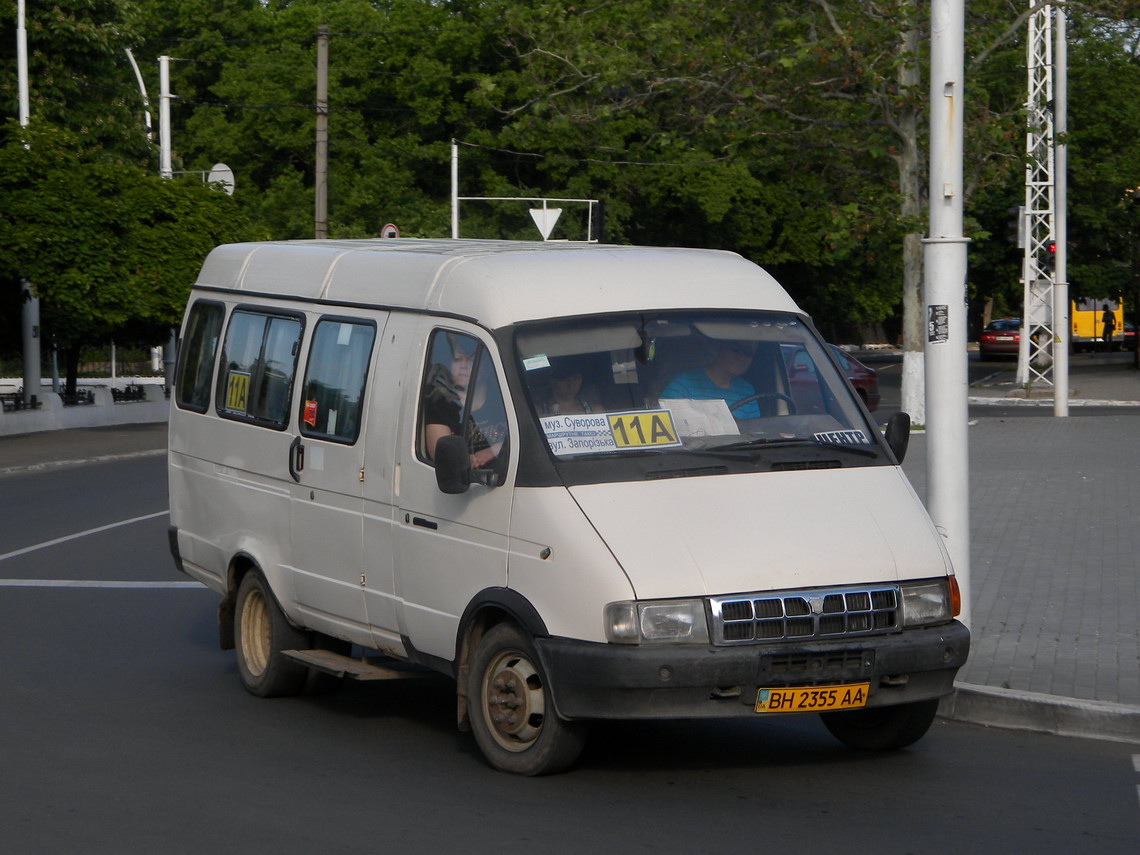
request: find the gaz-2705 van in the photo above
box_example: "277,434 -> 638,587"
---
168,239 -> 969,775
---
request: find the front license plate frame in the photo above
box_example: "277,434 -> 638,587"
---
755,683 -> 870,714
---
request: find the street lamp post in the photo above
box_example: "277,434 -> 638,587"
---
924,0 -> 971,628
17,0 -> 43,407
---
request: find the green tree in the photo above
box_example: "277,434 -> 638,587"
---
0,0 -> 259,385
9,0 -> 1140,376
0,120 -> 256,391
132,0 -> 511,239
0,0 -> 152,162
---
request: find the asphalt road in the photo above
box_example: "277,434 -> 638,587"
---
2,456 -> 1138,854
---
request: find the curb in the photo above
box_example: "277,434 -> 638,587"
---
0,448 -> 165,479
968,395 -> 1140,407
938,682 -> 1140,745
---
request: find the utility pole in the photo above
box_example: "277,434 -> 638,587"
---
1052,9 -> 1069,416
159,56 -> 173,179
451,139 -> 459,239
17,0 -> 42,407
1017,3 -> 1059,391
923,0 -> 971,628
315,26 -> 329,239
157,56 -> 176,391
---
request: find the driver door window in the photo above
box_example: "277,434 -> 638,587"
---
418,330 -> 509,474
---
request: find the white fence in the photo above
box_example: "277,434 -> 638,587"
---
0,379 -> 168,437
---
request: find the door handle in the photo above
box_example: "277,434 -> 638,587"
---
288,436 -> 304,482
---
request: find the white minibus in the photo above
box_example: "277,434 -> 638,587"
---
168,239 -> 969,775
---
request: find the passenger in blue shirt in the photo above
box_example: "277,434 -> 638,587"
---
660,339 -> 762,419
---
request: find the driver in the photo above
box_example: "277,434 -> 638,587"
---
660,339 -> 762,418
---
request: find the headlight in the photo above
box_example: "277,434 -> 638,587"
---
604,599 -> 710,644
900,579 -> 952,626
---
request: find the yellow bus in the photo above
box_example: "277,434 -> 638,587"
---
1071,297 -> 1124,352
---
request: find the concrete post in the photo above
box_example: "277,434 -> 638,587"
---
923,0 -> 971,628
1053,9 -> 1069,417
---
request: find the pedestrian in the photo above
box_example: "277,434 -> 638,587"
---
1101,304 -> 1117,352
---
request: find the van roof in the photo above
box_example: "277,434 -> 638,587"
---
194,239 -> 802,327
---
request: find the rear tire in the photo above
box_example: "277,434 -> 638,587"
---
467,623 -> 588,776
234,571 -> 309,698
820,698 -> 939,751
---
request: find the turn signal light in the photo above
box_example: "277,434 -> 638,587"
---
948,575 -> 962,618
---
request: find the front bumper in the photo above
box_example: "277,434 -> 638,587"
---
535,621 -> 969,720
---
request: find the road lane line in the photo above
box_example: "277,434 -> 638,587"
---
0,510 -> 169,563
0,579 -> 202,589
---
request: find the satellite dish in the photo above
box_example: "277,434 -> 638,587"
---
207,163 -> 235,195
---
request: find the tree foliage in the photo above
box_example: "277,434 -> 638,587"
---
4,0 -> 1140,365
0,0 -> 254,377
0,120 -> 256,381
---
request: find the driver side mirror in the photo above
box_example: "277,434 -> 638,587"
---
885,412 -> 911,464
434,434 -> 470,494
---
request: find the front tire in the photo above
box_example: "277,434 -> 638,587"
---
467,623 -> 588,775
820,698 -> 939,751
234,571 -> 309,698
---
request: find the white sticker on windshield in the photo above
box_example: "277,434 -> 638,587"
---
540,409 -> 683,457
523,354 -> 551,371
813,429 -> 871,446
541,413 -> 618,456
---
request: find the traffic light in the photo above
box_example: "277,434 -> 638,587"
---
1043,240 -> 1057,273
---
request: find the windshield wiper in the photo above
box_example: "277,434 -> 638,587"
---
711,437 -> 881,458
564,448 -> 668,461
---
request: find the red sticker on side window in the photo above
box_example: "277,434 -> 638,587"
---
303,400 -> 318,426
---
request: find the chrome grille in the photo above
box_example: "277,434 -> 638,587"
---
709,585 -> 899,645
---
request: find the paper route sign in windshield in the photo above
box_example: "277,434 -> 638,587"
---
540,409 -> 683,457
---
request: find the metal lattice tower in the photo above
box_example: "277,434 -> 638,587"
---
1017,3 -> 1056,386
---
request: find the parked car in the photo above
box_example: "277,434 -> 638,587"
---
782,344 -> 880,412
829,345 -> 880,411
979,318 -> 1021,357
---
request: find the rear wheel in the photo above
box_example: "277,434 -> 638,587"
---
467,623 -> 588,776
820,698 -> 939,751
234,571 -> 309,698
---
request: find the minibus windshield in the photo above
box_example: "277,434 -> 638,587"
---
515,311 -> 885,475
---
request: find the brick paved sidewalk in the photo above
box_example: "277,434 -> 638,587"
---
902,413 -> 1140,709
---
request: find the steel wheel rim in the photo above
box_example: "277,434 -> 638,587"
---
240,587 -> 271,677
481,648 -> 546,752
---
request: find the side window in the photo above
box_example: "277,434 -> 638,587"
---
418,330 -> 509,471
216,309 -> 303,429
299,318 -> 375,444
174,300 -> 224,412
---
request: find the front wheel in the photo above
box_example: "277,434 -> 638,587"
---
467,623 -> 588,776
820,698 -> 939,751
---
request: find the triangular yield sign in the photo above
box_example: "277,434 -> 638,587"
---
529,207 -> 563,240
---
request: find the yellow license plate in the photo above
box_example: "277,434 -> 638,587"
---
755,683 -> 870,714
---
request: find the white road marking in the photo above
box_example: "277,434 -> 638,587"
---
0,579 -> 202,589
0,510 -> 169,563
